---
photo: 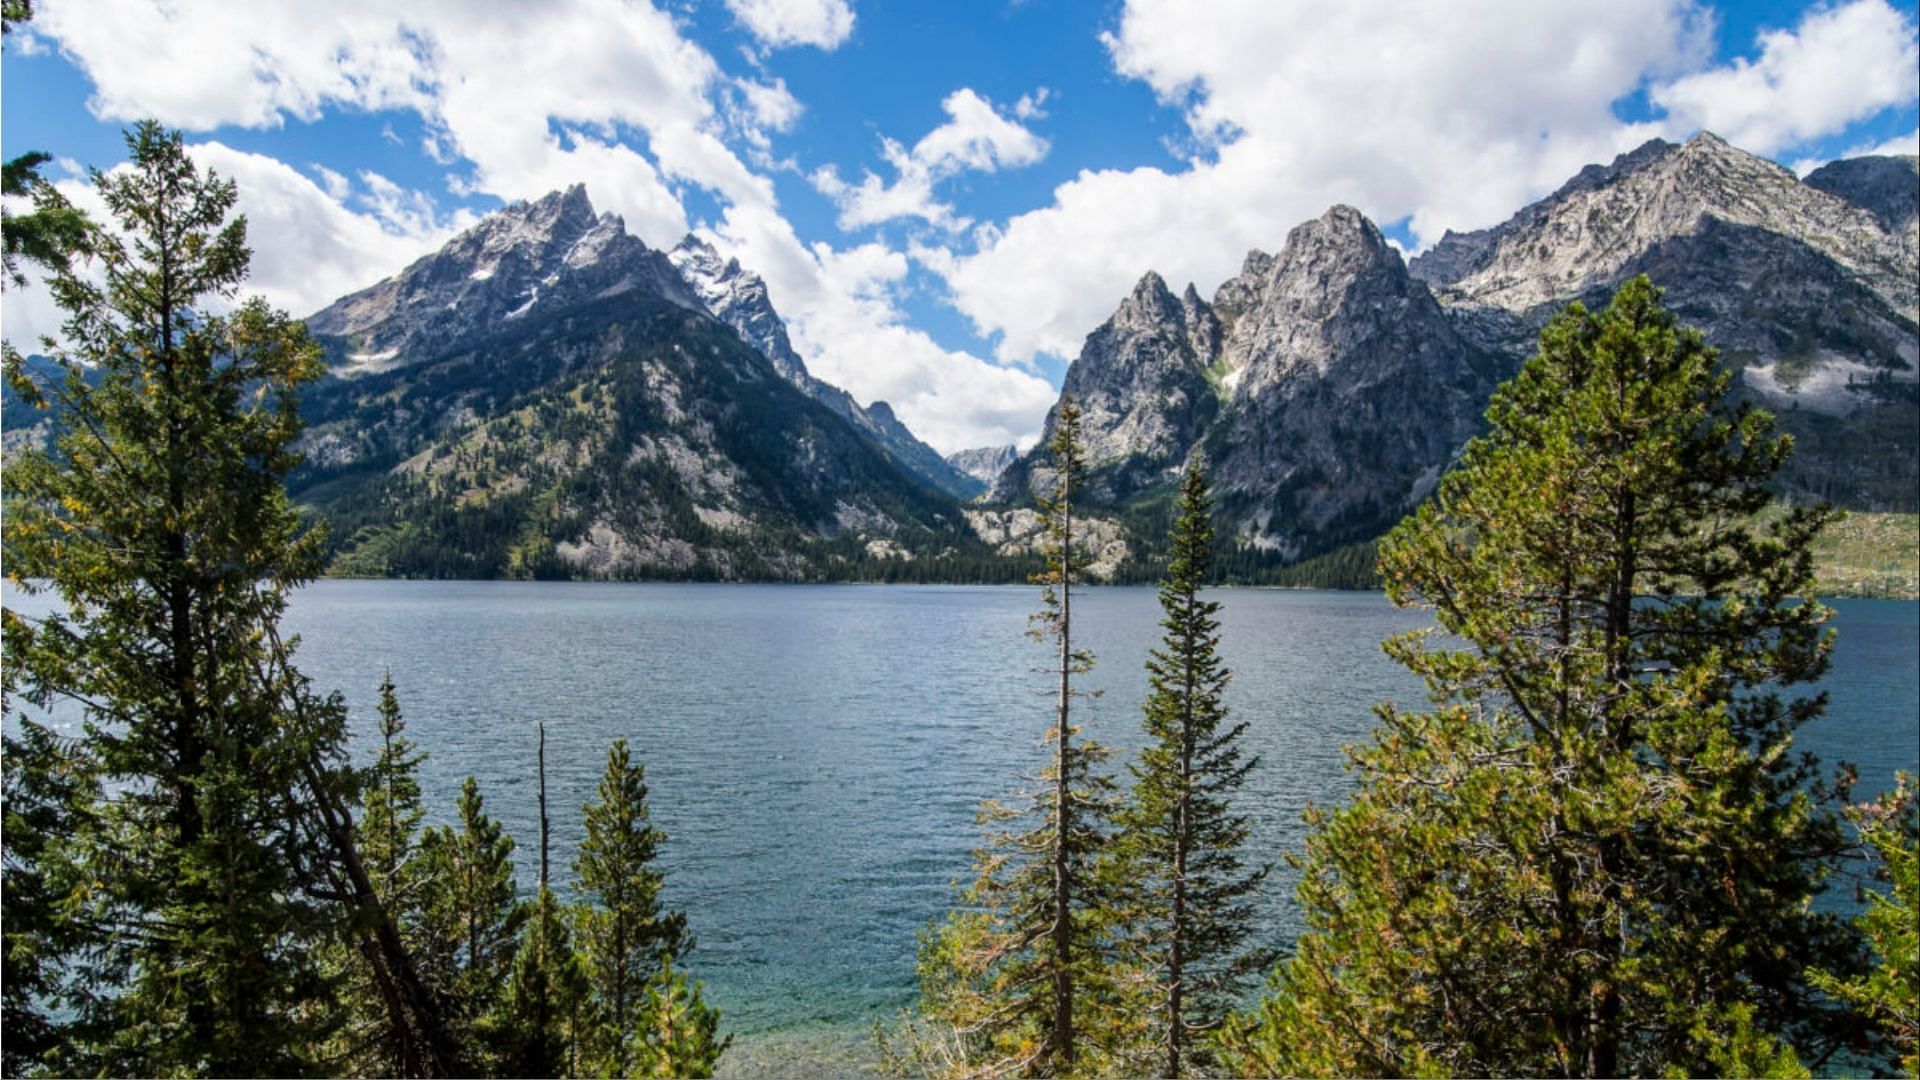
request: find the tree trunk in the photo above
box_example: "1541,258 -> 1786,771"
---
1051,472 -> 1076,1073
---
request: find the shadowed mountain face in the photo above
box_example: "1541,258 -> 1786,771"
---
1803,154 -> 1920,235
291,190 -> 972,580
1000,134 -> 1916,568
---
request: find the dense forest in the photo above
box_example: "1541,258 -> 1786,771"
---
4,118 -> 1916,1080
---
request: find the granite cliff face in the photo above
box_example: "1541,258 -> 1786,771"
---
998,133 -> 1917,570
991,271 -> 1220,504
1800,154 -> 1917,239
667,235 -> 981,498
997,207 -> 1493,558
1208,207 -> 1494,554
292,189 -> 971,579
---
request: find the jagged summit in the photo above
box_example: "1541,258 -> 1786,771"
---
1217,203 -> 1435,393
669,234 -> 810,385
946,444 -> 1018,488
307,186 -> 698,369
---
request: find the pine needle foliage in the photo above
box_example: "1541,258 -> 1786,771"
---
1219,276 -> 1859,1077
415,777 -> 527,1064
1811,776 -> 1919,1077
1,121 -> 359,1076
1106,464 -> 1271,1076
575,738 -> 696,1076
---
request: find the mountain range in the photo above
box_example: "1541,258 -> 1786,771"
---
10,134 -> 1909,582
290,185 -> 981,579
993,133 -> 1916,564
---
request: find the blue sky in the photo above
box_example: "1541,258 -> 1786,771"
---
4,0 -> 1916,450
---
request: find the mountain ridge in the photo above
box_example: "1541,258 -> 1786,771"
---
994,133 -> 1916,569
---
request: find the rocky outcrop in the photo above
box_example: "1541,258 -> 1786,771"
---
1804,154 -> 1919,235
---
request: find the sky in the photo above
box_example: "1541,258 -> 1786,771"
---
3,0 -> 1917,453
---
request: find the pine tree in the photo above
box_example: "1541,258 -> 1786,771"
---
415,776 -> 527,1061
1218,276 -> 1857,1077
630,958 -> 729,1078
908,396 -> 1121,1077
0,120 -> 362,1075
329,673 -> 436,1075
1107,464 -> 1270,1076
575,738 -> 694,1076
362,671 -> 427,903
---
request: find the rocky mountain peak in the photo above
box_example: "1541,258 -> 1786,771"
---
946,444 -> 1018,488
1111,270 -> 1183,330
667,233 -> 807,384
1212,203 -> 1432,395
1409,131 -> 1913,328
306,185 -> 698,369
991,265 -> 1223,503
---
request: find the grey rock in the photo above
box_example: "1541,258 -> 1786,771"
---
1207,206 -> 1492,555
945,444 -> 1019,488
1413,133 -> 1917,510
307,185 -> 700,370
991,270 -> 1221,504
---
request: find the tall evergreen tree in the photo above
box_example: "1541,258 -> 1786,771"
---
1107,464 -> 1269,1076
329,673 -> 436,1075
907,396 -> 1121,1077
574,738 -> 693,1076
0,121 -> 362,1076
362,671 -> 427,901
415,776 -> 527,1061
1218,276 -> 1858,1077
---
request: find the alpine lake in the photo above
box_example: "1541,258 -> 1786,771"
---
7,582 -> 1916,1075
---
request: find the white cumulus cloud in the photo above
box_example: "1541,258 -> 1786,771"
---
723,0 -> 855,51
811,87 -> 1049,232
1654,0 -> 1919,156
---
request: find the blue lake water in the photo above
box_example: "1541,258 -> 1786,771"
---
8,582 -> 1917,1073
